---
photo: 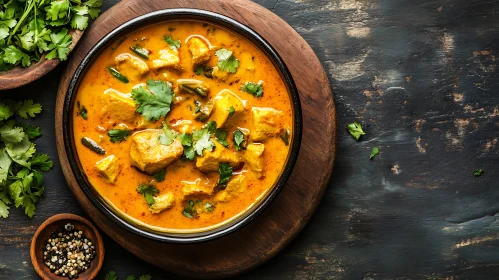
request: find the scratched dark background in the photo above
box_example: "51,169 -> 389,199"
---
1,0 -> 499,279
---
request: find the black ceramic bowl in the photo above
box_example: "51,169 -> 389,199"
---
63,8 -> 302,243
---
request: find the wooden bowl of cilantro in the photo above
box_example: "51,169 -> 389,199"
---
0,0 -> 102,90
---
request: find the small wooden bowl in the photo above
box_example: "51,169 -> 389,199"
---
0,30 -> 83,90
30,213 -> 104,280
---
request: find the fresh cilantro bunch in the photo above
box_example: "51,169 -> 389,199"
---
0,0 -> 102,71
0,99 -> 53,218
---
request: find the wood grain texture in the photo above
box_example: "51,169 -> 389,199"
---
30,214 -> 104,280
54,0 -> 336,278
0,30 -> 83,90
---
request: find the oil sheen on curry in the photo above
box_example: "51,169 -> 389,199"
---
73,21 -> 293,232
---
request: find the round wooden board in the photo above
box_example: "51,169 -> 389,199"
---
55,0 -> 336,278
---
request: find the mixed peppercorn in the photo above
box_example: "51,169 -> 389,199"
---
43,223 -> 96,278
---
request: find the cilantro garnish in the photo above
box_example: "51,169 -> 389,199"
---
136,183 -> 159,206
77,101 -> 88,120
205,202 -> 215,212
233,129 -> 245,151
215,129 -> 229,147
370,147 -> 379,160
104,271 -> 118,280
241,81 -> 263,97
131,79 -> 173,121
179,133 -> 195,160
0,0 -> 102,71
215,48 -> 239,73
0,99 -> 53,218
107,129 -> 132,143
205,120 -> 216,134
164,34 -> 181,50
473,169 -> 483,177
158,123 -> 177,146
228,106 -> 235,118
182,200 -> 199,219
193,127 -> 214,156
347,121 -> 365,141
152,169 -> 166,182
217,163 -> 232,188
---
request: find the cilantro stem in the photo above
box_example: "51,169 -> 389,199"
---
8,0 -> 36,44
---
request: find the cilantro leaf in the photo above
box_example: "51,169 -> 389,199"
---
215,48 -> 239,73
473,169 -> 483,177
193,128 -> 214,156
136,183 -> 159,206
217,163 -> 232,187
164,34 -> 181,50
3,45 -> 30,66
104,271 -> 118,280
24,125 -> 42,139
179,133 -> 195,160
182,200 -> 198,219
370,147 -> 379,160
0,149 -> 13,184
0,101 -> 15,120
125,276 -> 136,280
17,100 -> 42,119
131,79 -> 173,121
205,120 -> 216,134
159,123 -> 177,146
233,129 -> 245,151
71,14 -> 88,30
138,275 -> 152,280
347,121 -> 365,141
107,129 -> 132,143
215,129 -> 229,147
241,81 -> 263,97
30,154 -> 54,171
152,169 -> 166,182
205,202 -> 215,212
45,28 -> 72,61
228,106 -> 235,118
0,199 -> 10,218
45,0 -> 70,21
0,121 -> 25,143
6,135 -> 35,168
77,101 -> 88,119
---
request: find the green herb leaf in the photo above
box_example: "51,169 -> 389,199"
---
217,163 -> 232,187
233,129 -> 245,151
182,200 -> 198,219
107,129 -> 132,143
77,101 -> 88,119
164,34 -> 181,50
215,48 -> 239,73
347,121 -> 365,141
136,183 -> 159,206
30,154 -> 54,172
205,120 -> 216,134
153,169 -> 166,182
205,202 -> 215,212
131,79 -> 173,121
215,129 -> 229,147
179,133 -> 195,160
24,125 -> 42,139
104,271 -> 118,280
159,123 -> 177,146
125,276 -> 136,280
17,100 -> 41,119
228,106 -> 235,118
138,275 -> 152,280
193,128 -> 214,156
370,147 -> 379,160
473,169 -> 483,177
241,81 -> 263,97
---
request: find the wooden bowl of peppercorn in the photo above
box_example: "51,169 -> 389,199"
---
30,213 -> 105,280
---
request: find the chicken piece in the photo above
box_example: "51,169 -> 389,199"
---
95,155 -> 119,183
171,119 -> 194,134
215,175 -> 247,202
243,144 -> 265,179
115,53 -> 149,80
130,129 -> 184,174
151,49 -> 180,70
250,107 -> 284,141
100,89 -> 141,128
213,89 -> 245,128
195,142 -> 241,172
188,37 -> 211,66
212,66 -> 229,81
149,192 -> 175,214
182,178 -> 214,197
240,52 -> 255,71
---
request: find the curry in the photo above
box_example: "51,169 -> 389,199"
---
73,20 -> 293,232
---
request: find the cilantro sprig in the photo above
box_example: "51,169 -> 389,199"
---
347,121 -> 365,141
131,79 -> 173,121
0,0 -> 102,71
0,99 -> 53,219
136,183 -> 159,206
241,81 -> 264,97
215,48 -> 239,73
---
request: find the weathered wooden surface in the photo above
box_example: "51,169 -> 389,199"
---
1,0 -> 499,279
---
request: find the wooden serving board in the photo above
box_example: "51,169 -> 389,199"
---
55,0 -> 336,278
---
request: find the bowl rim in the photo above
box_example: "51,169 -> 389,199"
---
63,8 -> 302,244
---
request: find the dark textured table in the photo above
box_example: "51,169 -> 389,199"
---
2,0 -> 499,279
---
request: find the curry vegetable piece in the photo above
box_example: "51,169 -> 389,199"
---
193,99 -> 214,122
178,79 -> 209,97
347,121 -> 365,141
108,67 -> 129,83
81,137 -> 105,154
194,65 -> 214,79
241,81 -> 264,97
130,45 -> 150,59
107,129 -> 132,143
76,101 -> 88,120
280,128 -> 290,146
131,79 -> 173,121
149,192 -> 175,214
159,123 -> 177,146
215,48 -> 239,73
164,34 -> 181,50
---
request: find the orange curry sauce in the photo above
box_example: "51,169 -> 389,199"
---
73,21 -> 293,231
